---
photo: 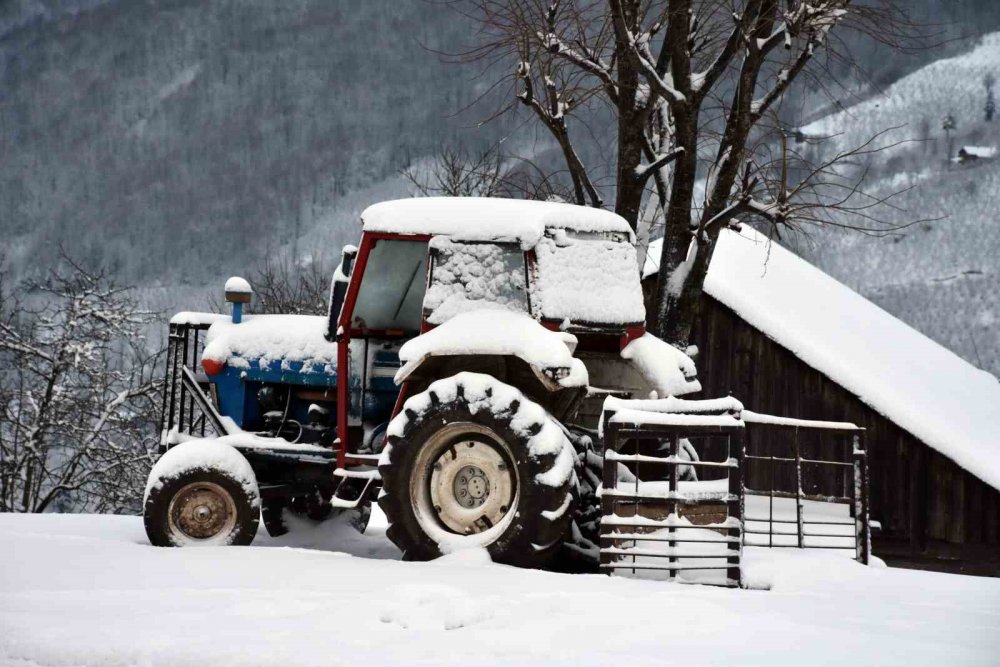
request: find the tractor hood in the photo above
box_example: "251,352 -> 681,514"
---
201,314 -> 337,375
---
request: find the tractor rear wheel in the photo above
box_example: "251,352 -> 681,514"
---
378,372 -> 575,568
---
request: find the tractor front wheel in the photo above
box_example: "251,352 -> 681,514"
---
144,440 -> 260,547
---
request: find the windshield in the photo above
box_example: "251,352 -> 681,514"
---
351,239 -> 427,333
530,231 -> 646,327
423,238 -> 528,325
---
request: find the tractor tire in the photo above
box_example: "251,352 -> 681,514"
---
144,440 -> 260,547
261,499 -> 289,537
262,489 -> 335,538
378,372 -> 576,568
552,426 -> 603,573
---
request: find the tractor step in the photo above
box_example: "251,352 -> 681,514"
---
329,472 -> 378,509
333,467 -> 381,480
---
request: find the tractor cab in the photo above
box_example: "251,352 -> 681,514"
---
326,198 -> 673,462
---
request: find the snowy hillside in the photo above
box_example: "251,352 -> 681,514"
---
0,1 -> 504,287
3,512 -> 999,667
788,32 -> 1000,376
801,33 -> 1000,155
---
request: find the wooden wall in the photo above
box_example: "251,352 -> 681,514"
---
691,294 -> 1000,575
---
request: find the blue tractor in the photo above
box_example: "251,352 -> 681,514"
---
145,197 -> 701,567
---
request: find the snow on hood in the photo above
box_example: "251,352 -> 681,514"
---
362,197 -> 633,247
395,310 -> 588,388
202,314 -> 336,371
705,226 -> 1000,491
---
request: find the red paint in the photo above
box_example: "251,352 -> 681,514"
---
620,324 -> 646,351
388,382 -> 410,424
335,231 -> 432,465
201,358 -> 224,376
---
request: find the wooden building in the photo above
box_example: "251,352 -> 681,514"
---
644,228 -> 1000,576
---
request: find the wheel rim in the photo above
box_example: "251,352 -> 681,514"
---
167,481 -> 238,544
411,422 -> 518,538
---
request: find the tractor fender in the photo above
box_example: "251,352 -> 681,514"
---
394,310 -> 588,390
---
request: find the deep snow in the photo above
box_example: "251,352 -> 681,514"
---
2,512 -> 998,667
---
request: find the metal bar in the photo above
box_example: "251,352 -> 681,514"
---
599,549 -> 735,559
794,426 -> 804,549
599,563 -> 734,571
854,433 -> 871,565
742,420 -> 865,434
668,435 -> 678,580
745,455 -> 853,468
728,430 -> 744,587
187,328 -> 196,433
742,543 -> 857,550
604,452 -> 738,468
743,529 -> 854,538
768,454 -> 774,549
601,489 -> 740,502
601,534 -> 742,543
165,328 -> 178,439
179,366 -> 228,436
744,489 -> 852,504
744,518 -> 856,526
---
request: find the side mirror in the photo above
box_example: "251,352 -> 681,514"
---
224,276 -> 252,323
326,245 -> 358,342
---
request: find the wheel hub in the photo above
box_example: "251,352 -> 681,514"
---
453,465 -> 490,507
426,437 -> 516,535
168,482 -> 237,541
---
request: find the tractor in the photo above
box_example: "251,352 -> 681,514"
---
146,197 -> 701,568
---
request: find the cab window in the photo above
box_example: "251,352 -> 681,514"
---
423,238 -> 528,325
351,239 -> 428,334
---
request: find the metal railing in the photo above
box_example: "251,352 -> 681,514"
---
159,321 -> 224,450
741,413 -> 870,564
600,411 -> 745,588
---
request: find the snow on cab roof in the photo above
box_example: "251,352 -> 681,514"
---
361,197 -> 633,246
657,226 -> 1000,490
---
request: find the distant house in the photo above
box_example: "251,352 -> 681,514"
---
957,145 -> 997,163
643,228 -> 1000,575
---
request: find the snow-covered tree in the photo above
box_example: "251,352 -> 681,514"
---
942,112 -> 957,159
0,259 -> 162,513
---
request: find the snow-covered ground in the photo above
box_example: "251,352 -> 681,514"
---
2,512 -> 998,667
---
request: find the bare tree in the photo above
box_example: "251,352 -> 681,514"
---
460,0 -> 922,348
0,259 -> 162,513
402,143 -> 577,202
245,256 -> 334,316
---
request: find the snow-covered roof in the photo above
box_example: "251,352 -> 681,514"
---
361,197 -> 633,246
651,226 -> 1000,490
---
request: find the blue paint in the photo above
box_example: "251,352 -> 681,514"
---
232,302 -> 244,324
207,350 -> 401,434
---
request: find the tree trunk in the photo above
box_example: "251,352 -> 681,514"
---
652,105 -> 698,341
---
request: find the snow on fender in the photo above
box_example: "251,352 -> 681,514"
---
621,332 -> 701,398
143,439 -> 261,547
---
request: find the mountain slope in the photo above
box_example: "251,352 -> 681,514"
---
0,1 -> 500,285
790,33 -> 1000,376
